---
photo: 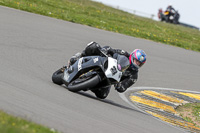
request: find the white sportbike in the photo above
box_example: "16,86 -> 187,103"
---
52,52 -> 130,99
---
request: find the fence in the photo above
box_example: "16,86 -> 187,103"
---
106,4 -> 155,19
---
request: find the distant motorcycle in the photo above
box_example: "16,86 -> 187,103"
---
52,50 -> 130,99
158,9 -> 180,24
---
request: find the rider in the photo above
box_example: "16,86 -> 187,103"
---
166,4 -> 176,15
68,41 -> 147,93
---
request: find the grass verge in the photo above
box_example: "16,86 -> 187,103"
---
0,0 -> 200,52
176,103 -> 200,128
0,110 -> 59,133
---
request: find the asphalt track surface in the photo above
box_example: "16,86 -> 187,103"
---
0,6 -> 200,133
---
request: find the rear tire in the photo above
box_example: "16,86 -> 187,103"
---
52,69 -> 64,85
67,74 -> 100,92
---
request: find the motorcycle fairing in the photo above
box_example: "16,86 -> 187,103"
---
105,57 -> 122,82
63,56 -> 107,84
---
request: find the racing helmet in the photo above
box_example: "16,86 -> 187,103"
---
129,49 -> 146,70
168,3 -> 172,8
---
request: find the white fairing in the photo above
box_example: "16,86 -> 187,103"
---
63,69 -> 69,81
170,16 -> 174,20
105,57 -> 122,82
78,57 -> 83,71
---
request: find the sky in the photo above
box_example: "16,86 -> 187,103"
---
92,0 -> 200,28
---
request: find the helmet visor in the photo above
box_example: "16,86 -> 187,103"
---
130,59 -> 140,69
134,59 -> 144,67
138,59 -> 145,67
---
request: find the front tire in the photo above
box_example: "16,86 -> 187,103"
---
52,69 -> 64,85
67,74 -> 100,92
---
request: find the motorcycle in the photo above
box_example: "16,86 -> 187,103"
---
158,9 -> 180,24
52,51 -> 130,99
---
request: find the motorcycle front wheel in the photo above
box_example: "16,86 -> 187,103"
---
52,68 -> 64,85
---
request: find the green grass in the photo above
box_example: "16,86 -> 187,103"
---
0,110 -> 59,133
176,103 -> 200,127
193,103 -> 200,122
0,0 -> 200,51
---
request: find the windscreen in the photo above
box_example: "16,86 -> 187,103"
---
117,54 -> 130,72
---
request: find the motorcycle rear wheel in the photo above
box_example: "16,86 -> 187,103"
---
67,74 -> 100,92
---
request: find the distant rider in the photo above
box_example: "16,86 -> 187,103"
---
166,4 -> 176,15
68,42 -> 147,93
